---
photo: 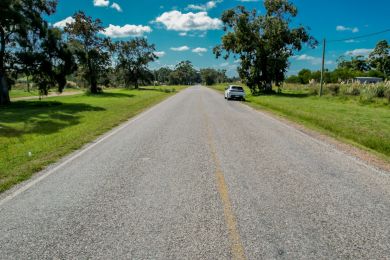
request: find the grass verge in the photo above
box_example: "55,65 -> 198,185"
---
211,84 -> 390,162
0,86 -> 185,193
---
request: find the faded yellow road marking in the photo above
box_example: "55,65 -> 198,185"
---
199,94 -> 247,260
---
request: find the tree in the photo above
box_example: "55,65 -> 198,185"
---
115,38 -> 157,88
200,68 -> 228,85
214,0 -> 316,93
169,61 -> 200,85
154,67 -> 173,85
0,0 -> 57,105
297,69 -> 312,84
369,40 -> 390,78
65,11 -> 111,93
35,28 -> 77,94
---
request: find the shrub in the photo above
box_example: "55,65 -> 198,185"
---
342,84 -> 360,96
384,86 -> 390,102
326,84 -> 340,96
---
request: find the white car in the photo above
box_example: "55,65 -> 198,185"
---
224,85 -> 246,101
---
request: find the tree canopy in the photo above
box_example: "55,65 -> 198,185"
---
65,11 -> 112,93
115,38 -> 157,88
0,0 -> 58,105
214,0 -> 316,93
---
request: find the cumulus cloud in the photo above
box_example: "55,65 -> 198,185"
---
155,11 -> 222,31
336,25 -> 359,33
293,55 -> 333,65
345,48 -> 373,56
187,1 -> 221,11
154,51 -> 166,57
294,54 -> 315,61
192,47 -> 207,55
170,46 -> 190,51
93,0 -> 109,7
102,24 -> 152,38
110,2 -> 122,12
53,16 -> 75,28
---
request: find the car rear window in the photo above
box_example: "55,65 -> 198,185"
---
231,86 -> 244,91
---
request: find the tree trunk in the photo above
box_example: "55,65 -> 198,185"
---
90,75 -> 98,94
264,81 -> 272,93
0,73 -> 10,105
0,27 -> 10,105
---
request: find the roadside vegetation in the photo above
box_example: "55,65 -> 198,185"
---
211,83 -> 390,160
0,86 -> 184,193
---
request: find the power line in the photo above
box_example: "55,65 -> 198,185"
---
328,28 -> 390,43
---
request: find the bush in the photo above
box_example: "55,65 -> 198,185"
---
342,84 -> 360,96
384,86 -> 390,102
326,84 -> 340,96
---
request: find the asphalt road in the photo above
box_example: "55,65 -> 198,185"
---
0,86 -> 389,259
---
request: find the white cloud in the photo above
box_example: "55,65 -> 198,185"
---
345,48 -> 373,56
53,16 -> 75,28
93,0 -> 109,7
237,0 -> 259,2
102,24 -> 152,38
155,11 -> 222,31
179,32 -> 187,36
110,2 -> 122,12
192,47 -> 207,55
344,39 -> 359,43
336,25 -> 359,33
187,1 -> 220,11
170,46 -> 190,51
294,54 -> 315,61
154,51 -> 166,57
293,54 -> 334,65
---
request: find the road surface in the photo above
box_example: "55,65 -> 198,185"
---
0,86 -> 389,259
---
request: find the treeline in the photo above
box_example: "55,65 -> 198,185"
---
0,1 -> 233,105
153,62 -> 230,86
286,40 -> 390,84
0,0 -> 164,105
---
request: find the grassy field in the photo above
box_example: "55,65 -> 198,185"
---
10,88 -> 81,99
0,86 -> 184,192
211,84 -> 390,161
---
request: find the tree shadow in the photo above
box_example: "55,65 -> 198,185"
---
253,92 -> 310,98
85,92 -> 135,98
137,87 -> 176,93
0,100 -> 105,137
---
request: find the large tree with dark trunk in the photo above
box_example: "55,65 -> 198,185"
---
115,38 -> 157,89
0,0 -> 57,105
65,11 -> 111,94
213,0 -> 316,94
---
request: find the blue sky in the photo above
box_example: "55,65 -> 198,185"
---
49,0 -> 390,76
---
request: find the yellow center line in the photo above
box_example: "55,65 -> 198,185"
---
199,94 -> 247,260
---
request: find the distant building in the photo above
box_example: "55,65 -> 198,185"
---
354,77 -> 383,84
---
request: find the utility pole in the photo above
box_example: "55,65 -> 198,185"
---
319,38 -> 326,97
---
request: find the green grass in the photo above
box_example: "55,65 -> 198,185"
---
0,86 -> 185,192
211,84 -> 390,161
9,89 -> 40,98
10,88 -> 82,99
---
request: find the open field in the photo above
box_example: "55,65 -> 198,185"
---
0,86 -> 184,192
10,87 -> 82,99
211,84 -> 390,161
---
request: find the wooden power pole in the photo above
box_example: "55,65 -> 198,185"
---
319,38 -> 326,97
